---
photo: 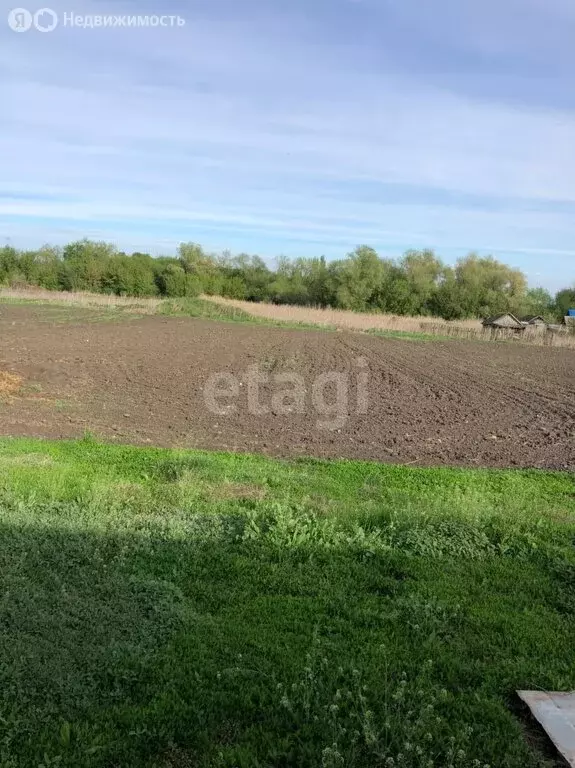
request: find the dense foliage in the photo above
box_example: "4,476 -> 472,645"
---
1,239 -> 573,321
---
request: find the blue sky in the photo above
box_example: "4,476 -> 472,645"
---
1,0 -> 574,291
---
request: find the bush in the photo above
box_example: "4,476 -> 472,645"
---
0,239 -> 570,323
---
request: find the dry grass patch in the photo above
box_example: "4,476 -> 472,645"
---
203,295 -> 481,333
205,482 -> 267,502
0,287 -> 162,312
205,296 -> 575,348
0,371 -> 23,397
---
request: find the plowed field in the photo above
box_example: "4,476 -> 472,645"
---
1,304 -> 573,469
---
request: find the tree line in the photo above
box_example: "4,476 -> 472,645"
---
1,239 -> 573,321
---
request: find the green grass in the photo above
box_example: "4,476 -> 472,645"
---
0,437 -> 574,767
365,327 -> 506,344
367,328 -> 455,342
159,296 -> 263,323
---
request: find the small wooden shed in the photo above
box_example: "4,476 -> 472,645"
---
520,315 -> 547,327
482,313 -> 525,331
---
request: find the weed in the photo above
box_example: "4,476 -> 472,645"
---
270,639 -> 489,768
81,428 -> 97,444
0,438 -> 573,766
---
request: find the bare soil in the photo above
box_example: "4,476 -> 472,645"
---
1,304 -> 574,469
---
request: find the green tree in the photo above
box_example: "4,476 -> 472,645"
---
101,254 -> 156,296
306,256 -> 333,307
154,263 -> 201,298
428,268 -> 466,320
62,239 -> 117,291
399,249 -> 444,314
128,253 -> 158,296
0,246 -> 19,283
453,254 -> 528,318
334,246 -> 384,310
34,245 -> 62,290
222,254 -> 273,302
521,287 -> 554,320
154,264 -> 187,297
220,276 -> 247,299
555,286 -> 575,320
0,236 -> 567,324
376,266 -> 422,315
179,242 -> 218,274
268,257 -> 311,305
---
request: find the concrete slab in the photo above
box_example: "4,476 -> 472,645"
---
518,690 -> 575,766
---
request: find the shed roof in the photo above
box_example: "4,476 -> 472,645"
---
482,313 -> 524,329
519,315 -> 546,323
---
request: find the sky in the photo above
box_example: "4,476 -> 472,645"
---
1,0 -> 574,291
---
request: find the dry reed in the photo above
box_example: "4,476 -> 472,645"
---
206,296 -> 575,349
0,287 -> 162,312
202,296 -> 480,332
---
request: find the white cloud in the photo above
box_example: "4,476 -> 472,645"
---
0,0 -> 574,285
